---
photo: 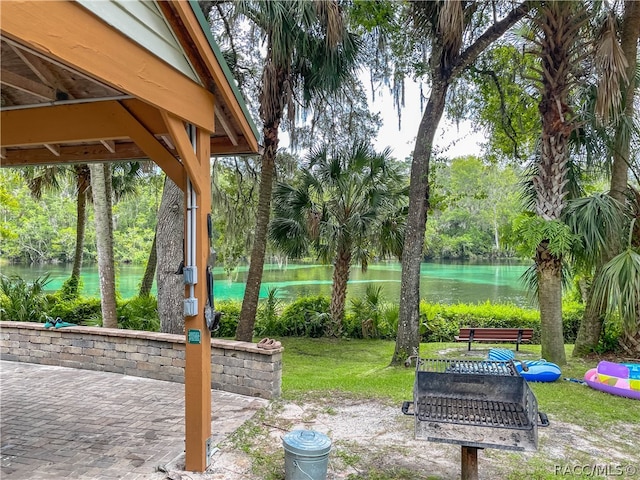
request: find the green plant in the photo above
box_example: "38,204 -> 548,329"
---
596,317 -> 623,354
349,285 -> 385,339
255,287 -> 283,337
47,296 -> 102,325
0,274 -> 52,322
278,295 -> 330,337
58,275 -> 83,301
117,295 -> 159,331
213,300 -> 242,337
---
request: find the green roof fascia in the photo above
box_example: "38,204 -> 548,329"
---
188,0 -> 260,144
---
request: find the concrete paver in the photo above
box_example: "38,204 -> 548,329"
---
0,361 -> 268,480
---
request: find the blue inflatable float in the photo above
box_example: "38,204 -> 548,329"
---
516,360 -> 561,382
488,349 -> 561,382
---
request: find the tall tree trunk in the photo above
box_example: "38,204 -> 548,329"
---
574,0 -> 640,356
236,138 -> 277,341
236,58 -> 286,342
62,164 -> 90,299
89,163 -> 118,329
392,77 -> 449,365
328,245 -> 351,337
139,232 -> 157,297
156,178 -> 185,334
532,1 -> 576,366
71,164 -> 90,281
537,242 -> 566,362
391,2 -> 531,365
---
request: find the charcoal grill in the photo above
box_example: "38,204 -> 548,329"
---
402,358 -> 548,479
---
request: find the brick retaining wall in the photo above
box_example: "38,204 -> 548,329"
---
0,322 -> 281,399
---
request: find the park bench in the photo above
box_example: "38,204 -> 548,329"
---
454,327 -> 534,351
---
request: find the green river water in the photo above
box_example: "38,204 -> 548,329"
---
1,261 -> 531,306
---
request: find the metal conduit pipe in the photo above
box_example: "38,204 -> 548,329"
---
183,123 -> 198,316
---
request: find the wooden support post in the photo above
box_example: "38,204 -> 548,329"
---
183,127 -> 213,472
461,446 -> 479,480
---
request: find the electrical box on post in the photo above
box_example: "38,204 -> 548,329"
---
184,297 -> 198,317
183,266 -> 197,285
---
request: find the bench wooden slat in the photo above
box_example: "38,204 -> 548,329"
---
454,327 -> 533,351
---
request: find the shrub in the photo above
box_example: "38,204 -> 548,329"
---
418,301 -> 541,342
597,317 -> 623,354
117,295 -> 160,331
561,301 -> 584,343
47,296 -> 102,325
58,275 -> 83,301
255,288 -> 283,337
417,300 -> 584,345
213,300 -> 242,337
0,274 -> 52,322
278,295 -> 330,337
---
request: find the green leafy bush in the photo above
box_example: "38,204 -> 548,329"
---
47,296 -> 102,325
0,274 -> 52,322
418,301 -> 541,342
213,300 -> 241,337
117,295 -> 159,331
597,317 -> 623,354
347,286 -> 398,339
416,300 -> 584,344
278,295 -> 330,337
58,275 -> 83,301
561,301 -> 584,343
255,288 -> 283,337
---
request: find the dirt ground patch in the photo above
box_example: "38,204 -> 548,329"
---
157,394 -> 640,480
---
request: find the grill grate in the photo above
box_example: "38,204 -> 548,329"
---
415,395 -> 531,430
417,359 -> 518,376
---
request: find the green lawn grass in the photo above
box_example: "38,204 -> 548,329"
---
235,338 -> 639,480
280,338 -> 640,427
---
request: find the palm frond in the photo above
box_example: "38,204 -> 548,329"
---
564,193 -> 627,271
594,11 -> 629,126
591,247 -> 640,336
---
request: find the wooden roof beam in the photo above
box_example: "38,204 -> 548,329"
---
1,101 -> 132,146
7,42 -> 70,97
214,105 -> 238,146
0,142 -> 150,167
43,144 -> 61,157
1,2 -> 215,131
0,69 -> 56,101
100,140 -> 116,153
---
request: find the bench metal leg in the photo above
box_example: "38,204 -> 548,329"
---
516,343 -> 519,351
468,342 -> 471,351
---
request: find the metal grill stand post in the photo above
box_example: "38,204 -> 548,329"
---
461,446 -> 479,480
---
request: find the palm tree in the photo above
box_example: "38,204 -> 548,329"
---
22,164 -> 90,298
270,142 -> 406,335
573,1 -> 640,356
231,0 -> 360,342
566,190 -> 640,356
89,161 -> 145,329
522,1 -> 592,365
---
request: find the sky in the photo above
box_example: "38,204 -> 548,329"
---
369,80 -> 486,161
277,78 -> 486,161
